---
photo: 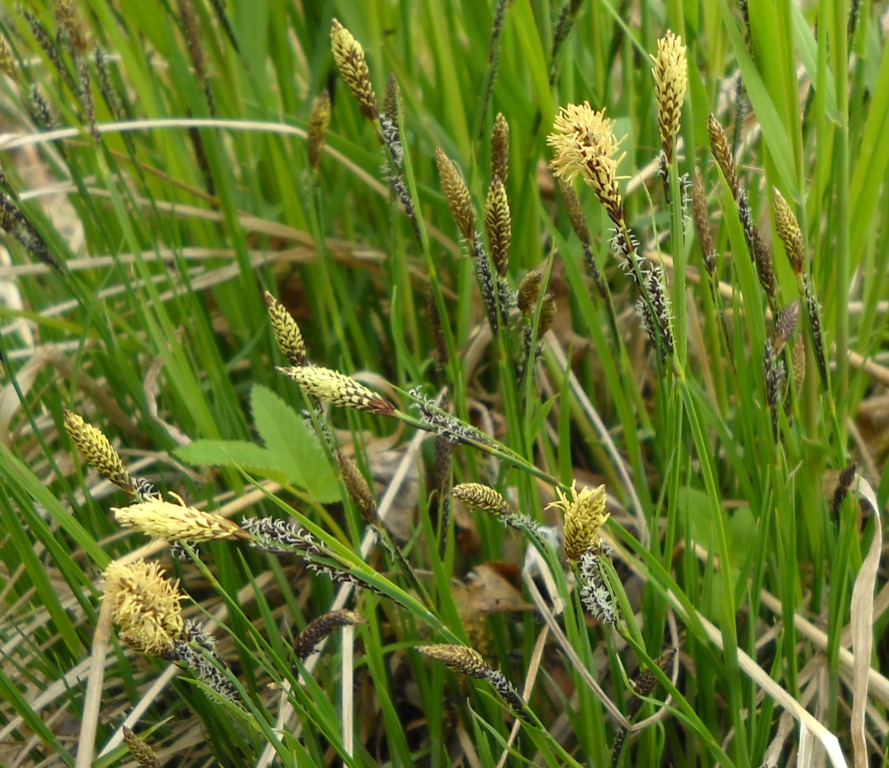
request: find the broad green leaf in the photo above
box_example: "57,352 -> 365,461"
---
175,385 -> 340,502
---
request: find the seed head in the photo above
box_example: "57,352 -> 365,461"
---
517,271 -> 542,313
103,560 -> 185,656
708,114 -> 739,198
652,31 -> 687,162
791,332 -> 806,398
538,293 -> 557,336
435,148 -> 475,242
122,727 -> 161,768
547,481 -> 608,562
452,483 -> 510,517
773,188 -> 805,275
559,178 -> 590,245
548,103 -> 626,222
278,365 -> 395,416
484,175 -> 511,276
295,609 -> 365,659
264,291 -> 308,366
330,19 -> 378,123
64,410 -> 135,494
336,450 -> 377,523
491,112 -> 509,185
774,300 -> 800,353
417,644 -> 488,678
691,167 -> 715,273
307,90 -> 331,172
113,494 -> 250,543
0,38 -> 16,81
55,0 -> 88,55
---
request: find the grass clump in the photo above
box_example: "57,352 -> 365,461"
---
0,2 -> 887,767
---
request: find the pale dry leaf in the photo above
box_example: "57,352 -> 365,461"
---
850,476 -> 881,768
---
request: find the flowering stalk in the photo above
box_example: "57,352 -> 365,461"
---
773,188 -> 829,390
435,148 -> 502,335
547,481 -> 618,625
330,20 -> 423,247
64,409 -> 162,501
652,31 -> 687,166
548,103 -> 673,357
277,365 -> 395,416
295,609 -> 365,660
113,493 -> 250,543
417,644 -> 530,721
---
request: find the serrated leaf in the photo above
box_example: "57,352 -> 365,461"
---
175,385 -> 340,502
250,385 -> 339,501
175,440 -> 293,480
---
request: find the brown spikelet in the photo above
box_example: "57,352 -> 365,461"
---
763,339 -> 785,437
831,462 -> 859,516
0,38 -> 16,81
295,609 -> 365,660
804,277 -> 829,389
517,271 -> 542,313
773,188 -> 805,276
708,113 -> 739,198
278,365 -> 395,416
28,86 -> 54,132
264,291 -> 308,366
417,644 -> 489,678
308,90 -> 331,172
491,112 -> 509,185
538,293 -> 557,336
122,727 -> 161,768
435,148 -> 475,242
774,300 -> 800,353
432,428 -> 454,493
452,483 -> 510,516
54,0 -> 88,55
750,225 -> 776,300
383,72 -> 399,121
485,176 -> 511,276
630,648 -> 675,716
692,167 -> 715,273
0,195 -> 60,271
652,31 -> 687,163
791,332 -> 806,398
560,179 -> 590,245
336,450 -> 377,523
95,48 -> 123,119
21,10 -> 68,87
330,19 -> 378,123
64,409 -> 135,493
177,0 -> 215,115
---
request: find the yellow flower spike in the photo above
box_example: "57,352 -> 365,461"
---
103,559 -> 185,656
773,188 -> 805,276
112,493 -> 251,543
278,365 -> 395,416
64,409 -> 135,494
547,103 -> 626,223
330,18 -> 378,123
547,481 -> 609,562
435,148 -> 475,242
652,30 -> 688,162
264,291 -> 308,366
